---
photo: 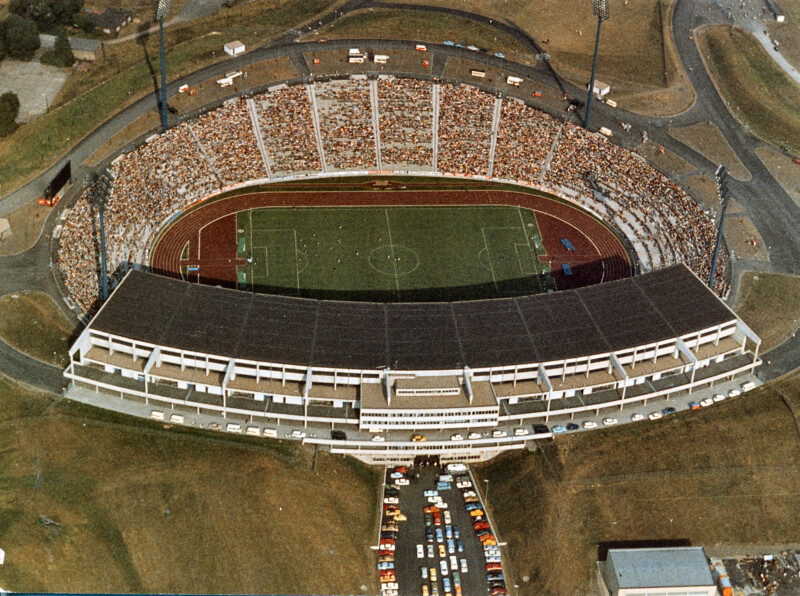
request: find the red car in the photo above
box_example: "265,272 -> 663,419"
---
433,512 -> 442,526
473,521 -> 490,530
424,505 -> 440,514
486,563 -> 503,572
479,534 -> 496,544
491,589 -> 508,596
378,550 -> 393,557
394,466 -> 409,474
380,538 -> 395,546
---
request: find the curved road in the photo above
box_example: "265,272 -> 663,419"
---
1,0 -> 799,392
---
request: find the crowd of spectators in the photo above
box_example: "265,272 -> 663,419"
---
377,77 -> 434,168
544,122 -> 728,295
315,79 -> 377,170
190,99 -> 268,185
254,86 -> 322,175
437,83 -> 495,176
493,99 -> 560,183
58,77 -> 729,312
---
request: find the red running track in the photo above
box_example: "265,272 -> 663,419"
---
150,189 -> 632,294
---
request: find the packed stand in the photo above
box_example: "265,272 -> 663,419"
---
315,79 -> 377,170
254,86 -> 322,175
377,77 -> 434,169
492,99 -> 560,183
190,99 -> 268,185
59,123 -> 220,312
544,122 -> 728,295
437,84 -> 494,176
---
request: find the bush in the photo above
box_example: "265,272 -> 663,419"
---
4,14 -> 40,60
0,92 -> 21,138
40,27 -> 74,67
9,0 -> 84,32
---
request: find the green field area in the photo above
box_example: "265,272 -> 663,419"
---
0,376 -> 380,594
476,372 -> 800,595
236,205 -> 548,301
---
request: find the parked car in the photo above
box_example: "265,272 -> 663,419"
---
417,544 -> 425,558
700,398 -> 714,407
427,544 -> 434,558
450,434 -> 464,441
395,478 -> 409,486
421,566 -> 428,579
411,434 -> 427,442
465,502 -> 482,511
582,421 -> 597,429
492,430 -> 507,438
456,538 -> 463,552
468,432 -> 481,440
630,413 -> 644,421
603,417 -> 618,426
566,423 -> 580,431
648,411 -> 663,420
532,424 -> 549,434
688,401 -> 700,410
713,393 -> 726,402
378,562 -> 394,571
514,427 -> 528,436
460,558 -> 468,573
552,425 -> 567,433
456,480 -> 472,489
440,559 -> 449,576
470,509 -> 485,517
662,407 -> 676,415
473,521 -> 490,530
439,544 -> 446,558
447,539 -> 455,554
384,497 -> 399,505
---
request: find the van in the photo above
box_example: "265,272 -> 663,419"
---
246,426 -> 261,436
470,69 -> 486,78
226,423 -> 242,433
216,77 -> 233,87
348,48 -> 365,63
445,463 -> 467,473
169,414 -> 184,424
506,76 -> 522,86
741,381 -> 757,392
599,126 -> 613,137
263,428 -> 278,437
438,474 -> 454,482
415,44 -> 427,51
374,54 -> 389,64
150,410 -> 165,420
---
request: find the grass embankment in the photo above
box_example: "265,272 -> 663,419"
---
0,292 -> 75,366
698,25 -> 800,155
476,372 -> 800,595
306,8 -> 536,65
386,0 -> 693,115
0,0 -> 342,195
734,272 -> 800,352
0,376 -> 380,594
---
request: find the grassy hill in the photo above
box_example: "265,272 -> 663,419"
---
476,371 -> 800,595
0,376 -> 380,594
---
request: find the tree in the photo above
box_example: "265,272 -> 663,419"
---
0,91 -> 21,138
4,14 -> 40,60
41,26 -> 74,67
9,0 -> 84,31
0,21 -> 6,62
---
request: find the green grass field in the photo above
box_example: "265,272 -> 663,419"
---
236,205 -> 547,301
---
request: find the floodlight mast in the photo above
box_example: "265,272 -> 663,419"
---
708,165 -> 729,290
91,170 -> 114,301
156,0 -> 171,133
584,0 -> 609,130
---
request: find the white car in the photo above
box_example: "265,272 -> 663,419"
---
290,430 -> 306,438
460,558 -> 468,573
699,398 -> 714,407
440,559 -> 449,576
416,544 -> 424,559
728,389 -> 741,398
384,497 -> 399,505
427,496 -> 442,503
450,555 -> 458,570
395,478 -> 409,486
421,565 -> 428,578
372,435 -> 386,442
456,480 -> 472,489
491,430 -> 507,438
741,381 -> 756,392
443,510 -> 452,524
630,413 -> 644,421
468,432 -> 481,440
427,544 -> 434,558
648,411 -> 663,421
383,583 -> 398,591
582,420 -> 597,429
463,490 -> 477,498
450,434 -> 464,441
713,393 -> 726,402
514,427 -> 528,436
603,418 -> 618,426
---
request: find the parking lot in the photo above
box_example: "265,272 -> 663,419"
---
378,463 -> 507,596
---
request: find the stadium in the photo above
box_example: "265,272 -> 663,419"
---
60,72 -> 762,464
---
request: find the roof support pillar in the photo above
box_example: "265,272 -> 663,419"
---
383,367 -> 392,406
463,366 -> 473,404
144,347 -> 161,375
304,367 -> 313,398
610,352 -> 628,399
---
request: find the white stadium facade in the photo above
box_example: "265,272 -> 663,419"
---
64,265 -> 761,465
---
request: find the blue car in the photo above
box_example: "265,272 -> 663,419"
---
494,52 -> 505,58
446,525 -> 453,539
426,527 -> 434,542
447,538 -> 455,554
436,527 -> 444,543
552,425 -> 567,433
453,525 -> 460,539
378,562 -> 394,570
662,407 -> 677,415
443,40 -> 455,46
465,502 -> 481,511
443,577 -> 452,593
456,539 -> 464,553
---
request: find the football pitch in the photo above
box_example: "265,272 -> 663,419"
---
235,205 -> 550,301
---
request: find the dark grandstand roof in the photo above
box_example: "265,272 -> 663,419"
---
89,265 -> 736,371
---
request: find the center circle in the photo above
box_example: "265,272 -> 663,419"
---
368,244 -> 420,276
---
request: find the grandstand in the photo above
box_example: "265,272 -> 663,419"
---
58,76 -> 729,315
64,264 -> 760,464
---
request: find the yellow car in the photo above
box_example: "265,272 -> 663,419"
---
411,434 -> 427,442
438,544 -> 446,558
430,567 -> 437,582
394,513 -> 407,521
469,509 -> 484,517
